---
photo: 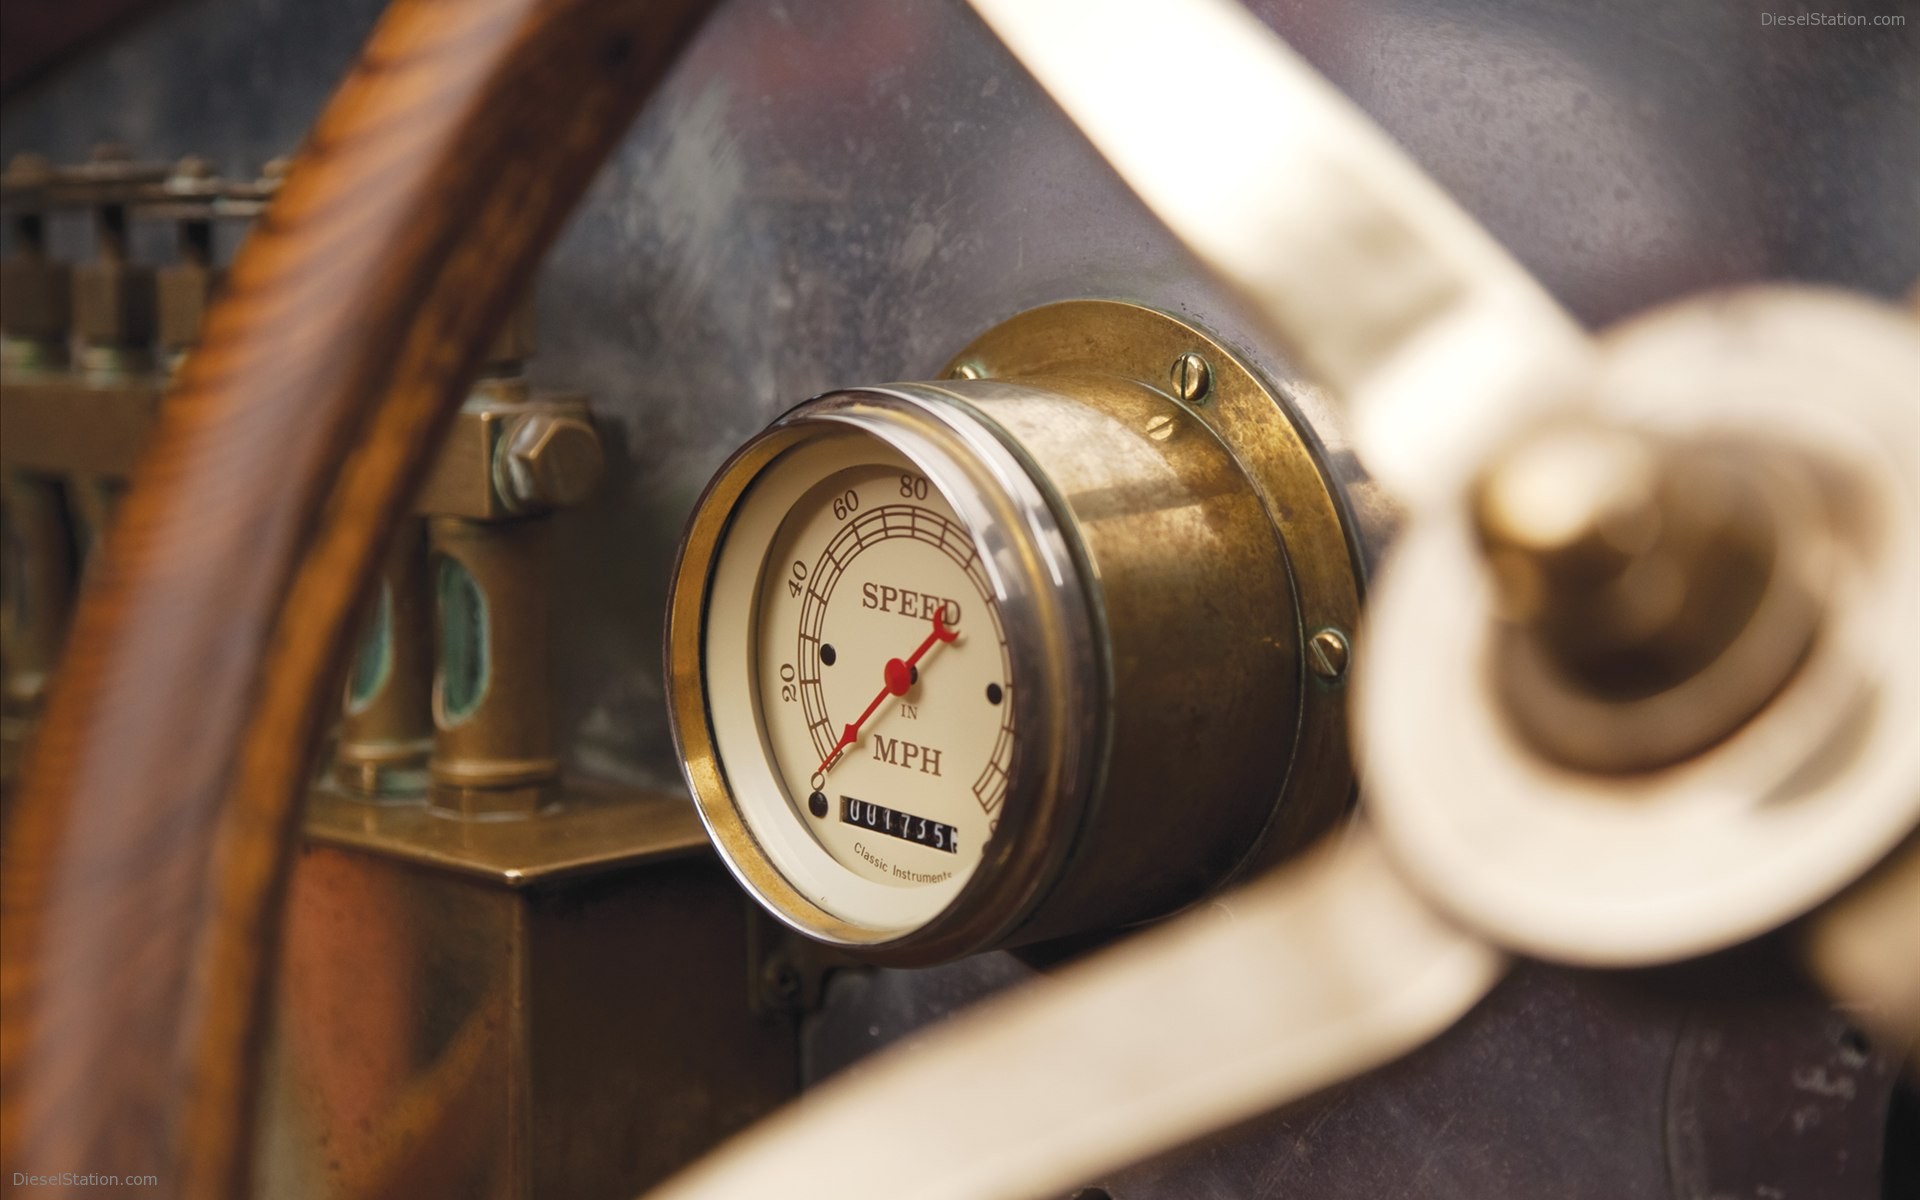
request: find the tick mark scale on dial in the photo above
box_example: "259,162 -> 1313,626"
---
815,608 -> 959,777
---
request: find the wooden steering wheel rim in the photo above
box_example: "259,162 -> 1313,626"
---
0,1 -> 713,1194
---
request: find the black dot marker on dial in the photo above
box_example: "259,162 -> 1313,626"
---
821,643 -> 837,666
808,790 -> 829,818
986,683 -> 1004,705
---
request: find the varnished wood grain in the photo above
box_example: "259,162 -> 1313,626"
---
0,0 -> 713,1195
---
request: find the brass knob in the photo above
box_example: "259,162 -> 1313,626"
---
1471,419 -> 1827,772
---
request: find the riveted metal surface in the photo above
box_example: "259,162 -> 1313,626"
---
945,300 -> 1363,884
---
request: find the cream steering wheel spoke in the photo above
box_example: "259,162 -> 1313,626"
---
644,826 -> 1504,1200
967,0 -> 1595,505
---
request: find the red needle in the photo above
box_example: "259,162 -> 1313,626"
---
815,607 -> 959,777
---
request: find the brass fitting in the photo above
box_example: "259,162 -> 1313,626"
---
156,259 -> 215,356
333,522 -> 435,796
0,153 -> 71,365
497,411 -> 605,513
73,251 -> 157,353
149,156 -> 225,357
426,515 -> 558,817
331,287 -> 598,815
408,290 -> 601,521
62,146 -> 168,372
1,252 -> 73,348
0,471 -> 77,720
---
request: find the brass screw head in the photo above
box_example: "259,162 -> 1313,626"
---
949,361 -> 985,381
1171,350 -> 1212,404
499,413 -> 605,513
1308,627 -> 1350,681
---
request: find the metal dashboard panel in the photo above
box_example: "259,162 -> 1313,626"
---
4,0 -> 1914,791
3,1 -> 1913,1196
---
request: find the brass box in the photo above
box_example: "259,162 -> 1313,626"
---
256,786 -> 798,1198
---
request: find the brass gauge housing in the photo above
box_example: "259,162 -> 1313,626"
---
666,301 -> 1360,963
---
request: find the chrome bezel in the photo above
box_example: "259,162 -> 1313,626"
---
666,386 -> 1103,964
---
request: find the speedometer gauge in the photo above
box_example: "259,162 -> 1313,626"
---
667,301 -> 1362,963
731,440 -> 1018,919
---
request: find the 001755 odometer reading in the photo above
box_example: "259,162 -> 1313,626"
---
751,449 -> 1015,899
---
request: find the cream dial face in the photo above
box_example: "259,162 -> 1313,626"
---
705,434 -> 1014,928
